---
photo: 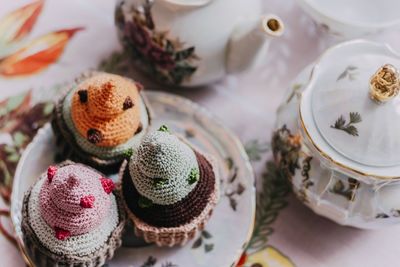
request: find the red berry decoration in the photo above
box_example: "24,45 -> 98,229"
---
47,166 -> 57,183
55,227 -> 71,240
100,177 -> 115,194
80,195 -> 95,208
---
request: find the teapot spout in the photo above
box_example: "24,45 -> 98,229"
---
226,15 -> 284,74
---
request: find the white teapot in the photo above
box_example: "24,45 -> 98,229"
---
115,0 -> 284,87
274,40 -> 400,229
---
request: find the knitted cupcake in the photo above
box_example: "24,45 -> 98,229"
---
51,72 -> 151,173
21,161 -> 125,266
120,126 -> 220,247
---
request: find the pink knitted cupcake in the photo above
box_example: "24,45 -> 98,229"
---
21,161 -> 125,267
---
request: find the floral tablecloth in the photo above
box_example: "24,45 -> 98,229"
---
1,0 -> 400,266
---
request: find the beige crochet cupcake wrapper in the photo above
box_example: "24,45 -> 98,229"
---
120,151 -> 220,247
21,187 -> 126,267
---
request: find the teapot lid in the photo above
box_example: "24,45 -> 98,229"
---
300,40 -> 400,178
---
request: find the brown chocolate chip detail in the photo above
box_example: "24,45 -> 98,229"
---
78,89 -> 88,103
135,122 -> 143,134
123,96 -> 134,110
87,128 -> 103,144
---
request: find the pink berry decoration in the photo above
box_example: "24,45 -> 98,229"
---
55,227 -> 71,240
80,195 -> 95,208
100,177 -> 115,194
47,166 -> 57,183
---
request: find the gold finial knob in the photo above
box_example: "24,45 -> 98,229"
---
370,64 -> 400,104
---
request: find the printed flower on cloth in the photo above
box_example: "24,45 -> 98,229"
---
237,246 -> 294,267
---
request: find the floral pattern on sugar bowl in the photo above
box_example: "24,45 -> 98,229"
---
273,40 -> 400,229
115,0 -> 284,87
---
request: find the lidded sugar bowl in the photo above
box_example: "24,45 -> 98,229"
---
274,40 -> 400,229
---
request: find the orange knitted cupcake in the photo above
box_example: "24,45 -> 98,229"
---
51,71 -> 151,173
71,73 -> 142,147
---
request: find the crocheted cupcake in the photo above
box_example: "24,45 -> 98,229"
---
120,126 -> 220,247
51,72 -> 151,173
21,161 -> 125,267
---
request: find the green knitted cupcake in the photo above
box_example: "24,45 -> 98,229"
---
130,127 -> 200,205
121,126 -> 220,246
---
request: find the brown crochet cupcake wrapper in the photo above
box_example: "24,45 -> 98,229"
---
120,151 -> 220,247
21,161 -> 127,267
129,188 -> 218,247
121,151 -> 216,227
51,72 -> 152,174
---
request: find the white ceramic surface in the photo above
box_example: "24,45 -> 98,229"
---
296,0 -> 400,39
300,40 -> 400,179
276,43 -> 400,229
116,0 -> 284,86
11,91 -> 256,267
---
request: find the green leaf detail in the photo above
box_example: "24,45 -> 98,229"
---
175,47 -> 195,61
7,153 -> 20,163
191,237 -> 202,249
187,168 -> 199,185
138,196 -> 153,208
245,139 -> 270,162
123,148 -> 134,158
158,125 -> 169,133
202,230 -> 212,239
331,112 -> 362,136
226,157 -> 234,170
154,177 -> 168,187
43,102 -> 54,116
140,256 -> 157,267
13,131 -> 28,147
204,243 -> 214,253
349,112 -> 362,123
337,65 -> 358,81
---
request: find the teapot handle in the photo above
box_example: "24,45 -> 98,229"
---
159,0 -> 212,7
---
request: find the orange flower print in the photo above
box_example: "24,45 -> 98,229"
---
0,28 -> 83,76
0,0 -> 84,77
236,246 -> 295,267
0,0 -> 44,44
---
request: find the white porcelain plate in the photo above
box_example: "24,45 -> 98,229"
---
11,91 -> 255,267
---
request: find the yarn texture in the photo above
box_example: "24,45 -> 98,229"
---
29,177 -> 119,256
71,73 -> 141,147
51,71 -> 151,173
39,164 -> 112,235
123,151 -> 216,227
121,129 -> 220,246
21,161 -> 126,266
62,91 -> 149,159
129,130 -> 199,205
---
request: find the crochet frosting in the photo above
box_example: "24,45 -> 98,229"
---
62,91 -> 149,159
51,71 -> 151,173
39,164 -> 112,236
129,129 -> 199,205
22,162 -> 125,263
70,73 -> 142,147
